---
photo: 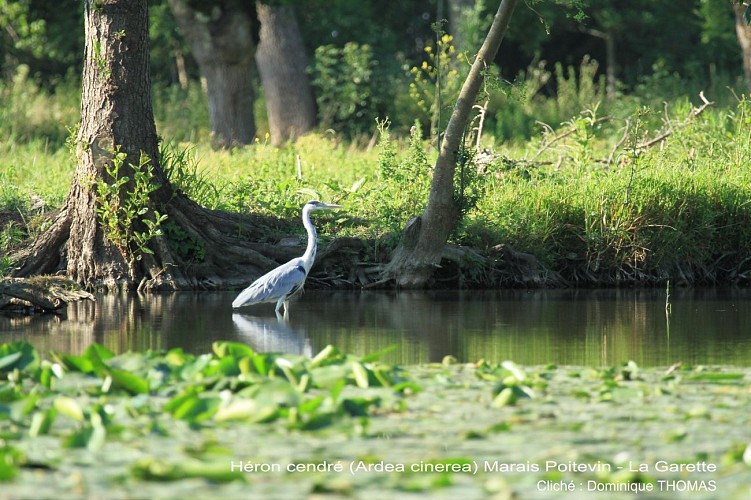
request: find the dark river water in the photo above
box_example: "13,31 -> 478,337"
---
2,288 -> 750,367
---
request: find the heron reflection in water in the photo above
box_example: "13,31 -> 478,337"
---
232,313 -> 312,357
232,200 -> 341,318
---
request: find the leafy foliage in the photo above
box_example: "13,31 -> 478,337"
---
0,340 -> 413,452
310,42 -> 380,138
408,32 -> 466,141
93,148 -> 168,273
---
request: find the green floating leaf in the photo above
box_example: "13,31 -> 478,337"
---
131,457 -> 245,483
687,373 -> 744,381
59,354 -> 96,374
0,352 -> 22,372
0,342 -> 39,373
29,409 -> 57,437
212,341 -> 255,359
216,356 -> 241,377
342,396 -> 380,417
53,396 -> 85,421
310,345 -> 341,368
0,446 -> 24,482
214,399 -> 273,423
63,424 -> 106,450
107,368 -> 150,395
169,394 -> 221,423
310,365 -> 348,389
177,355 -> 210,381
351,361 -> 369,388
84,343 -> 115,362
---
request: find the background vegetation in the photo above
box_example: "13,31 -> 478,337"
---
2,0 -> 751,285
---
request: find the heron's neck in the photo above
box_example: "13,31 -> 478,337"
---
301,208 -> 317,273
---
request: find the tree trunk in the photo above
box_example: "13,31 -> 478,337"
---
734,2 -> 751,93
16,0 -> 164,288
255,2 -> 316,146
167,0 -> 256,148
10,0 -> 320,291
384,0 -> 518,288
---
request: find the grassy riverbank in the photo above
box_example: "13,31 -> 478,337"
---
0,341 -> 749,498
3,78 -> 751,285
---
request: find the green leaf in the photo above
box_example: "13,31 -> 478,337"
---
60,354 -> 95,374
29,409 -> 57,437
0,352 -> 22,372
349,177 -> 366,193
177,355 -> 210,380
53,396 -> 85,421
687,373 -> 744,381
86,344 -> 115,362
297,187 -> 320,200
0,342 -> 39,373
170,395 -> 221,423
0,446 -> 23,482
212,341 -> 255,359
216,356 -> 241,377
342,396 -> 379,416
63,424 -> 106,450
107,368 -> 150,394
351,361 -> 370,388
131,457 -> 245,483
310,345 -> 340,368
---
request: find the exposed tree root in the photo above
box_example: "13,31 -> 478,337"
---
9,200 -> 751,293
9,193 -> 341,292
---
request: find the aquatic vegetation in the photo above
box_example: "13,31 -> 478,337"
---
1,343 -> 750,497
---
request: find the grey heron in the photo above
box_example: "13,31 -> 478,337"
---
232,200 -> 341,317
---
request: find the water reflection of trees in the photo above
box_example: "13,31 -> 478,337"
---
3,289 -> 750,366
290,289 -> 751,367
1,293 -> 241,355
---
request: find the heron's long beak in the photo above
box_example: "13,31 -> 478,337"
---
325,203 -> 342,209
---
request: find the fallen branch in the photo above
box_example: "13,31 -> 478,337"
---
0,276 -> 95,315
636,91 -> 714,151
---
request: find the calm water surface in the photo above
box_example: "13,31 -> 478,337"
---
2,289 -> 750,367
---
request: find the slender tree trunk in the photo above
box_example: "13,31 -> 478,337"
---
385,0 -> 518,288
167,0 -> 256,148
255,2 -> 316,146
734,2 -> 751,93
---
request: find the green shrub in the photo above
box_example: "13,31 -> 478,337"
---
310,42 -> 380,138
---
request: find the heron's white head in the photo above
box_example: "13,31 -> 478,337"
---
304,200 -> 342,211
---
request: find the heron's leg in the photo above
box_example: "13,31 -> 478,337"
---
282,300 -> 290,319
275,298 -> 284,314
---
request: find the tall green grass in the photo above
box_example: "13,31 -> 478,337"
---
2,66 -> 751,284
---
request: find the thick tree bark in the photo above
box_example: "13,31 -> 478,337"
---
13,0 -> 163,288
385,0 -> 518,288
167,0 -> 256,148
255,2 -> 316,146
734,2 -> 751,93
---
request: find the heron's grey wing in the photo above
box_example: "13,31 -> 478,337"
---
232,260 -> 307,308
